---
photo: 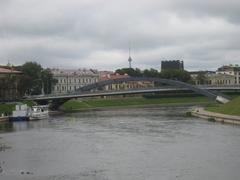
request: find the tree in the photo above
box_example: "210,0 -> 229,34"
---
17,62 -> 43,95
41,68 -> 57,94
196,72 -> 207,85
159,70 -> 192,82
115,68 -> 142,77
16,62 -> 56,95
143,68 -> 159,77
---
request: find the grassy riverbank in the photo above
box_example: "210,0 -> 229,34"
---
0,100 -> 35,115
62,96 -> 212,112
205,96 -> 240,116
0,104 -> 16,115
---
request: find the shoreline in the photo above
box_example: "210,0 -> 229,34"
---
0,116 -> 9,123
192,107 -> 240,125
62,101 -> 211,113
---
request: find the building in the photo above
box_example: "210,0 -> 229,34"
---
100,73 -> 154,91
208,74 -> 235,86
190,70 -> 236,86
51,68 -> 99,94
190,71 -> 215,85
0,67 -> 22,101
216,65 -> 240,84
161,60 -> 184,71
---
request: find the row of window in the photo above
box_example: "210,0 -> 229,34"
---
196,79 -> 234,85
57,78 -> 98,84
215,79 -> 232,85
220,72 -> 240,75
56,85 -> 81,92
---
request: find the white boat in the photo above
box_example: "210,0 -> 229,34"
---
29,105 -> 49,120
10,104 -> 30,121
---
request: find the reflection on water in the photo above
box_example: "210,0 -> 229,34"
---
0,123 -> 13,133
0,106 -> 240,180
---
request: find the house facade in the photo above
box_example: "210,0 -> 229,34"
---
51,68 -> 99,94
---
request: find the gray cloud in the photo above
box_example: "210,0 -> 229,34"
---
0,0 -> 240,71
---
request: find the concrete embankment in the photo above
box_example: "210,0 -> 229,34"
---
0,116 -> 9,123
192,107 -> 240,125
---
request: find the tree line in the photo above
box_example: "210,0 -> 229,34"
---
115,68 -> 193,83
3,62 -> 198,98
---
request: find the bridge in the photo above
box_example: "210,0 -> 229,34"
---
24,77 -> 234,109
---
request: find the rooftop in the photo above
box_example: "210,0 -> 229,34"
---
0,67 -> 22,74
217,65 -> 240,72
51,68 -> 98,76
100,74 -> 129,81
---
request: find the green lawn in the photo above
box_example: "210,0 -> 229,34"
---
62,96 -> 211,111
0,100 -> 35,115
206,96 -> 240,116
0,103 -> 16,115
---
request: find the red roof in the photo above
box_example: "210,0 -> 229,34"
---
0,67 -> 22,74
100,74 -> 129,81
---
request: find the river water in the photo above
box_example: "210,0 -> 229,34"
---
0,106 -> 240,180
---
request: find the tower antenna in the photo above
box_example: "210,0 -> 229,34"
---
128,42 -> 132,68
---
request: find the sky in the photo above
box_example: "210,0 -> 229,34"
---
0,0 -> 240,71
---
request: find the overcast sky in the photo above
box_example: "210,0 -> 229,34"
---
0,0 -> 240,71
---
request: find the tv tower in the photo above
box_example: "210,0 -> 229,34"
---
128,46 -> 132,68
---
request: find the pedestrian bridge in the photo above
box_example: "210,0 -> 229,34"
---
25,77 -> 232,109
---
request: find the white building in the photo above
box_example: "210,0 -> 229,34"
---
51,68 -> 99,94
216,65 -> 240,84
190,70 -> 236,86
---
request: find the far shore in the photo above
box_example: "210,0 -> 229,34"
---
61,96 -> 214,113
61,102 -> 210,113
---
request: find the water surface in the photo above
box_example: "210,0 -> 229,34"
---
0,106 -> 240,180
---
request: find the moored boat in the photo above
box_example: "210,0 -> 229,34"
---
9,104 -> 30,121
29,105 -> 49,120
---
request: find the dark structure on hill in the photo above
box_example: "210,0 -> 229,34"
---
161,60 -> 184,71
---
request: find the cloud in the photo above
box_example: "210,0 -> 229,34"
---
0,0 -> 239,71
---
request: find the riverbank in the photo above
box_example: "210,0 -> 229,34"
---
192,107 -> 240,125
62,96 -> 213,112
192,96 -> 240,125
205,96 -> 240,116
0,100 -> 35,115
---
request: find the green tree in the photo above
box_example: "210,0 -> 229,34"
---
115,68 -> 142,77
16,62 -> 56,95
143,68 -> 159,77
159,70 -> 192,82
196,72 -> 207,85
17,62 -> 43,95
41,68 -> 57,94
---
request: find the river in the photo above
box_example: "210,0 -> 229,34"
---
0,106 -> 240,180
